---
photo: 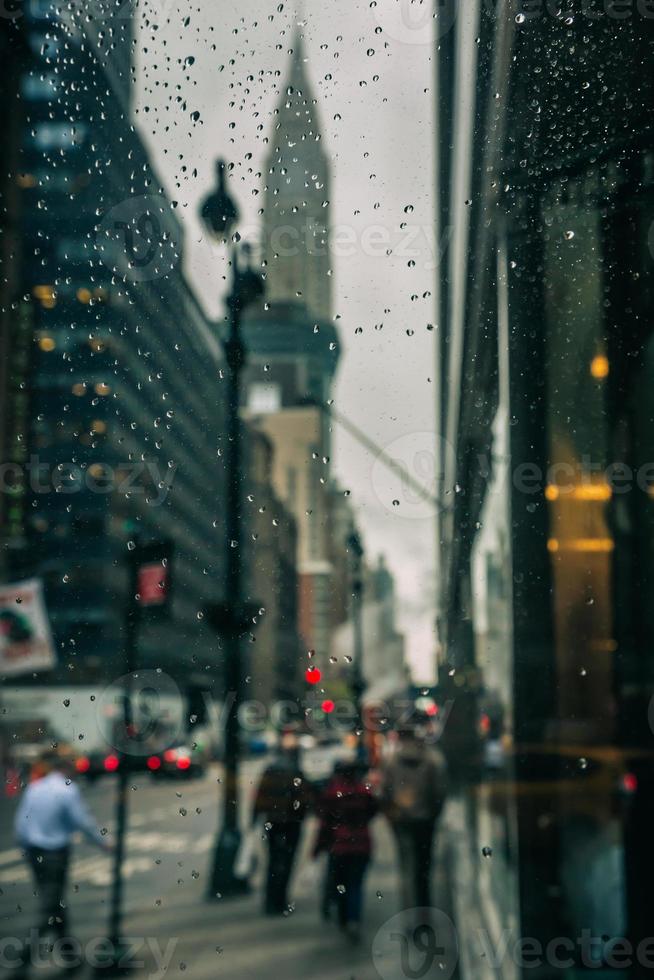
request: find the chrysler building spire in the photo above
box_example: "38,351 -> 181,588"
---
262,28 -> 332,322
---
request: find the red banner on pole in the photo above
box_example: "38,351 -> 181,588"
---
137,561 -> 169,607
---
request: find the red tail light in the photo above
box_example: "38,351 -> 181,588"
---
176,756 -> 191,770
147,755 -> 161,771
75,757 -> 90,773
163,748 -> 177,763
104,754 -> 120,772
622,772 -> 638,794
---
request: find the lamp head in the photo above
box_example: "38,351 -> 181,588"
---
200,159 -> 239,239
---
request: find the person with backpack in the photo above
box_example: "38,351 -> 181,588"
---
379,726 -> 448,909
252,733 -> 310,915
313,759 -> 378,943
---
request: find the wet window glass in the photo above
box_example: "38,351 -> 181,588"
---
1,2 -> 653,979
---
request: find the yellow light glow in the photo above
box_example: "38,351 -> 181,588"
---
91,420 -> 106,434
548,537 -> 614,553
76,288 -> 92,304
574,484 -> 612,501
38,336 -> 56,352
94,382 -> 111,396
17,173 -> 37,188
590,354 -> 609,380
591,639 -> 618,653
71,383 -> 86,396
33,285 -> 56,309
545,483 -> 612,502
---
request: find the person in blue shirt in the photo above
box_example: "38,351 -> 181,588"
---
12,749 -> 111,976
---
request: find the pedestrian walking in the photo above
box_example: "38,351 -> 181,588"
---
12,749 -> 111,977
379,726 -> 447,910
252,733 -> 310,915
313,759 -> 378,943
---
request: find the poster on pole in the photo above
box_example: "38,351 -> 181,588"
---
0,578 -> 56,677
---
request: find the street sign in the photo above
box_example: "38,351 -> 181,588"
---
130,539 -> 173,614
137,560 -> 169,607
0,578 -> 55,677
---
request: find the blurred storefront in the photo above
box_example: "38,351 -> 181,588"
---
436,3 -> 654,977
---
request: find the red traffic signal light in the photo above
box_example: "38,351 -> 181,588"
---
305,666 -> 321,685
321,699 -> 335,714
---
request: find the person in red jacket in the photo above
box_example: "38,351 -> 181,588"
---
313,760 -> 378,942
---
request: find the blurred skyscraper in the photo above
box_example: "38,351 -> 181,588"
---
262,30 -> 332,323
243,28 -> 343,677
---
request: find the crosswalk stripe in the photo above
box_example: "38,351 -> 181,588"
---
0,832 -> 214,886
0,847 -> 22,868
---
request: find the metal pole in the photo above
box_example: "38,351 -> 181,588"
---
348,531 -> 366,761
106,554 -> 139,964
208,250 -> 247,897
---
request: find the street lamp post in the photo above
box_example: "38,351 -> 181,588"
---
347,527 -> 366,760
200,160 -> 264,897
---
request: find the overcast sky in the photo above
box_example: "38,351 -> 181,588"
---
135,0 -> 438,681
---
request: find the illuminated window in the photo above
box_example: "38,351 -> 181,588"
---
38,336 -> 56,352
71,383 -> 86,396
94,382 -> 111,396
590,354 -> 609,379
33,285 -> 56,309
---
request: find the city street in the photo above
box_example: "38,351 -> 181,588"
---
0,753 -> 456,980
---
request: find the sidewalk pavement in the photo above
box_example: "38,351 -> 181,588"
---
48,814 -> 457,980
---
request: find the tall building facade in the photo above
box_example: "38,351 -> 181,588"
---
2,2 -> 230,712
242,30 -> 341,676
436,5 -> 654,978
243,426 -> 301,706
0,15 -> 30,576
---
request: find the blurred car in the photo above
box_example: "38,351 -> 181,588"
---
75,749 -> 151,780
153,741 -> 210,779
